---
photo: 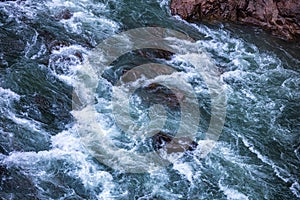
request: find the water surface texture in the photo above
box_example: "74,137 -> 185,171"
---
0,0 -> 299,199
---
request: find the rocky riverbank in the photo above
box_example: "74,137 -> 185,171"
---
171,0 -> 300,40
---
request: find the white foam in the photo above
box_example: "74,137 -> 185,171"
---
8,111 -> 42,133
52,130 -> 116,192
0,88 -> 41,132
148,168 -> 183,199
2,127 -> 117,198
173,17 -> 286,80
31,44 -> 47,60
0,89 -> 44,135
173,161 -> 194,183
158,0 -> 170,10
0,87 -> 20,101
48,45 -> 88,85
290,181 -> 300,198
295,145 -> 300,161
238,135 -> 293,184
45,0 -> 120,37
0,0 -> 40,21
24,29 -> 39,58
219,182 -> 249,200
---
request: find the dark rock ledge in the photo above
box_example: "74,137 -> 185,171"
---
170,0 -> 300,40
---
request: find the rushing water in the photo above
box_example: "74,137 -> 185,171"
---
0,0 -> 299,199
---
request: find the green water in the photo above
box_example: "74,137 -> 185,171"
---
0,0 -> 299,199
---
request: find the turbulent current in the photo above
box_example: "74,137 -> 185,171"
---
0,0 -> 299,199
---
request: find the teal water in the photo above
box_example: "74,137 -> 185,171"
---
0,0 -> 299,199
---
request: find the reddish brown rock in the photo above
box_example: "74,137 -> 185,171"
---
152,132 -> 198,154
143,83 -> 185,109
170,0 -> 300,40
137,49 -> 174,60
55,9 -> 73,20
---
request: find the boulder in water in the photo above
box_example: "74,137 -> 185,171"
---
54,9 -> 73,20
170,0 -> 300,40
152,132 -> 198,154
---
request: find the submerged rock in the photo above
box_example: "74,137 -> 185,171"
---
170,0 -> 300,40
54,9 -> 73,20
34,94 -> 51,111
152,132 -> 198,154
48,40 -> 70,52
142,83 -> 184,109
137,49 -> 174,60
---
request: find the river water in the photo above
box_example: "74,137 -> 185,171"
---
0,0 -> 299,199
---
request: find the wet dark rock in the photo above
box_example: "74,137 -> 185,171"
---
34,94 -> 51,111
48,40 -> 70,52
152,132 -> 198,154
38,30 -> 70,53
142,83 -> 185,109
55,9 -> 73,20
74,51 -> 83,63
30,94 -> 73,132
170,0 -> 300,40
137,49 -> 174,60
